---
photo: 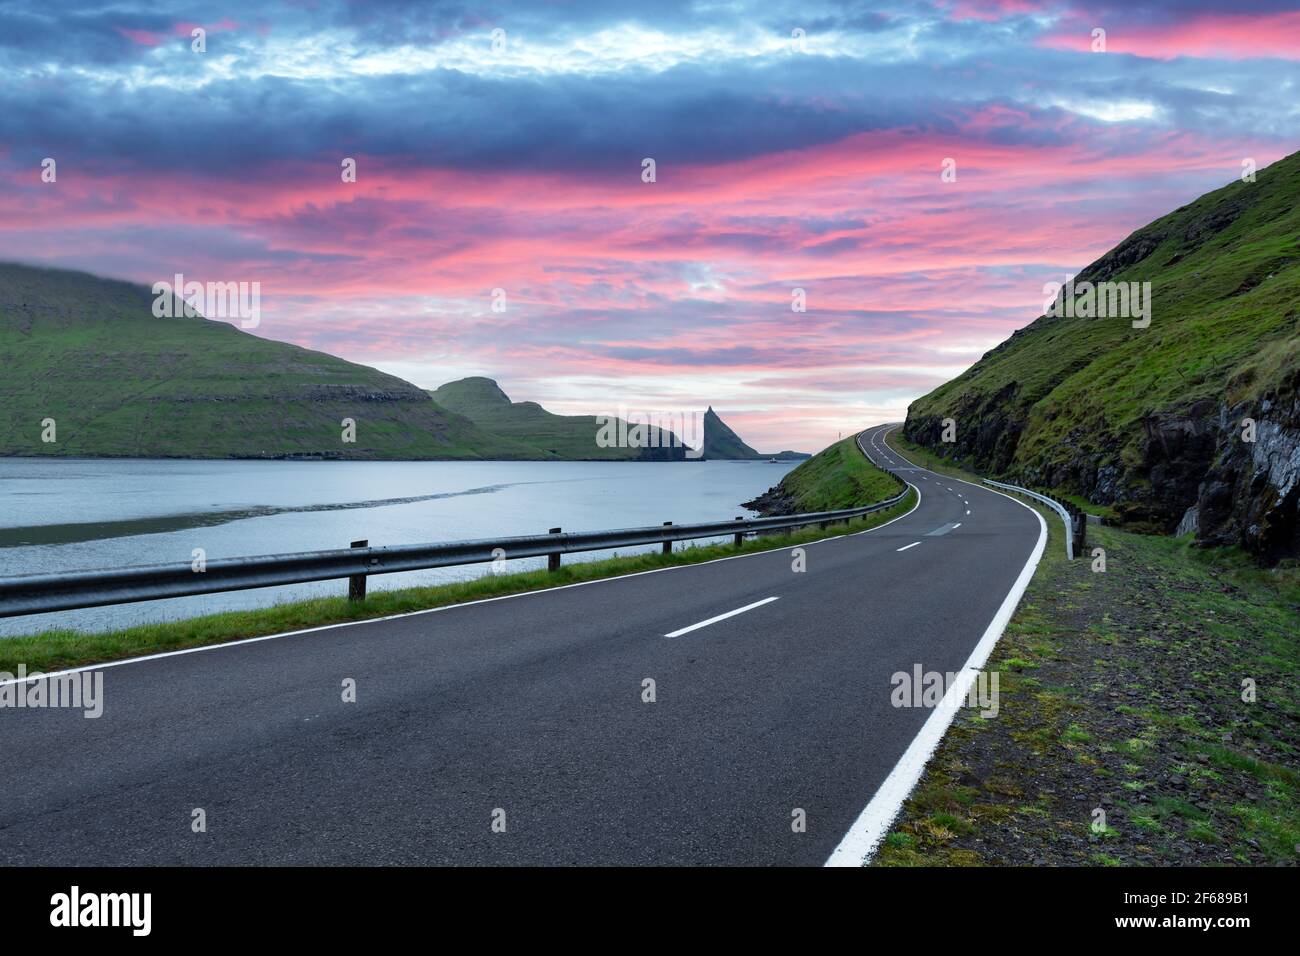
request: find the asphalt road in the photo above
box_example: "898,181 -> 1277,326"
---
0,424 -> 1043,866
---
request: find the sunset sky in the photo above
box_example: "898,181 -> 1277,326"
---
2,0 -> 1298,451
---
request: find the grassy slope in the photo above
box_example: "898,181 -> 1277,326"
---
777,435 -> 902,511
0,262 -> 534,459
429,376 -> 672,460
876,435 -> 1300,865
908,150 -> 1300,483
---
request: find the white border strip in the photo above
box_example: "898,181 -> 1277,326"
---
825,426 -> 1048,867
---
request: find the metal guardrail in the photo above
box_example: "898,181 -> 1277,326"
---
0,470 -> 910,620
982,479 -> 1078,560
853,425 -> 1082,561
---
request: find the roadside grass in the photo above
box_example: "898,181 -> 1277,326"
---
873,430 -> 1300,865
0,487 -> 916,674
1051,491 -> 1118,522
776,435 -> 902,510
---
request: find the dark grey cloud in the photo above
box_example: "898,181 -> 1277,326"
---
0,0 -> 1295,183
0,58 -> 952,175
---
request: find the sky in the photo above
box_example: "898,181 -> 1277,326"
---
1,1 -> 1298,452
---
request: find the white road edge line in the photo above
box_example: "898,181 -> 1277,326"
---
825,426 -> 1049,867
0,435 -> 922,689
663,596 -> 779,638
895,541 -> 921,552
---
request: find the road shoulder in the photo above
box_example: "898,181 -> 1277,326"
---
873,504 -> 1300,865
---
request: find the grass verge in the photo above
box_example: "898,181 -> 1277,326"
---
874,433 -> 1300,865
775,435 -> 902,510
1,488 -> 916,674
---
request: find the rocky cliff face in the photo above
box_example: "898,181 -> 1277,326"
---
1194,380 -> 1300,560
906,385 -> 1300,560
903,150 -> 1300,562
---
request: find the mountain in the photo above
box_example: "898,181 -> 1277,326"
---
428,376 -> 689,460
701,406 -> 809,460
0,262 -> 535,460
701,406 -> 759,458
903,150 -> 1300,561
0,261 -> 801,465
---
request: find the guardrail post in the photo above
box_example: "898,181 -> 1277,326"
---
662,521 -> 673,555
348,539 -> 368,601
734,517 -> 744,547
547,528 -> 562,571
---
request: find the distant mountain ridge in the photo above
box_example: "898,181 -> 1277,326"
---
701,406 -> 808,461
428,376 -> 687,460
702,406 -> 758,458
0,262 -> 529,460
0,262 -> 805,462
430,379 -> 809,461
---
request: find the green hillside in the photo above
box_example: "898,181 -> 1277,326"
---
904,150 -> 1300,560
745,435 -> 901,514
0,263 -> 532,459
428,376 -> 688,460
0,261 -> 802,465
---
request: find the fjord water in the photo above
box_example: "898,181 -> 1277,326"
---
0,457 -> 797,636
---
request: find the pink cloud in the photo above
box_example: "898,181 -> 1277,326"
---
115,27 -> 162,46
1039,11 -> 1300,60
173,18 -> 240,36
944,0 -> 1055,22
115,18 -> 239,48
0,105 -> 1289,450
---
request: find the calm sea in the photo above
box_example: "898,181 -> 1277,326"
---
0,457 -> 797,636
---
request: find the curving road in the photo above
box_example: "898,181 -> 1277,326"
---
0,424 -> 1044,866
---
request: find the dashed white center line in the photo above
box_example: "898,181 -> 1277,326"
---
966,509 -> 971,515
953,523 -> 962,529
896,541 -> 921,552
663,596 -> 779,638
